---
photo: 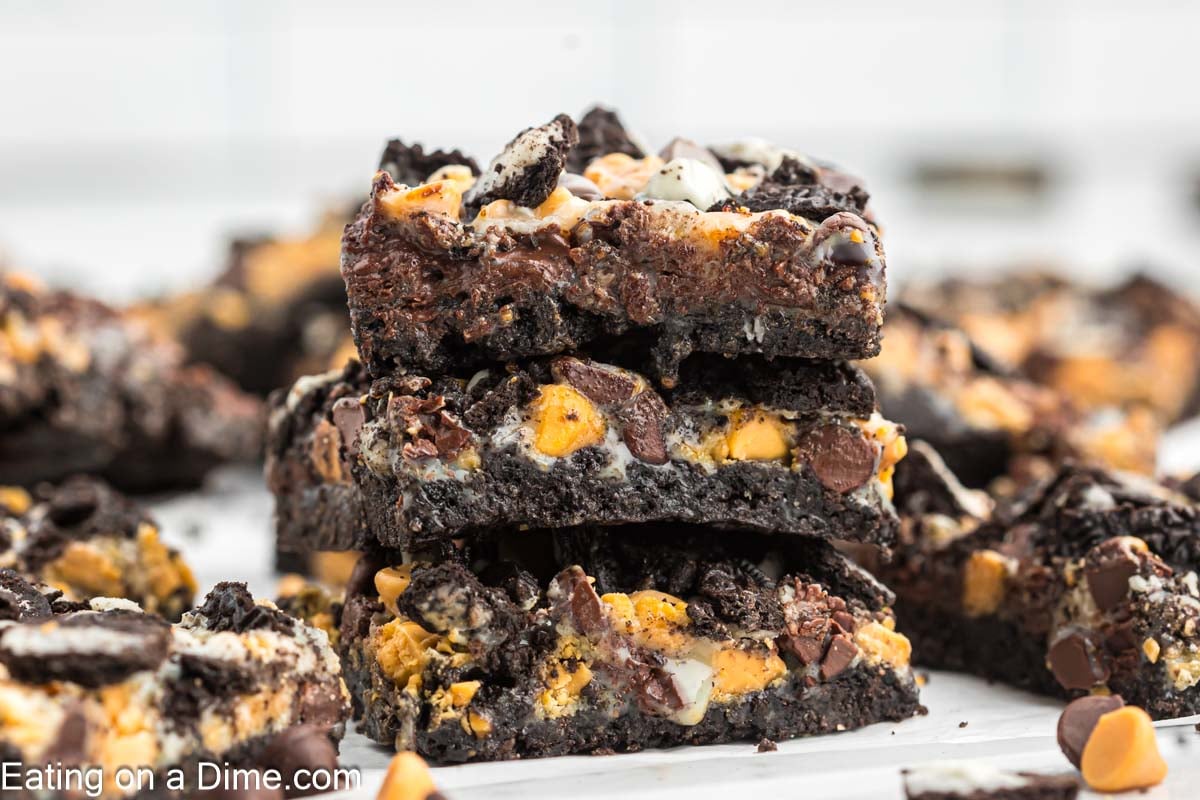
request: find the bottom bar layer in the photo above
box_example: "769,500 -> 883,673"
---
340,527 -> 921,761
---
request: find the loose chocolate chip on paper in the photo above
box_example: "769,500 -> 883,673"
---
1057,694 -> 1125,768
260,724 -> 339,798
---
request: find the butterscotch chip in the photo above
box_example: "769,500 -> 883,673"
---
377,752 -> 437,800
961,550 -> 1010,617
1080,706 -> 1167,792
529,384 -> 606,457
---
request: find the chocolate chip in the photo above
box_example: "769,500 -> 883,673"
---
658,137 -> 725,175
557,172 -> 604,201
330,397 -> 366,457
260,725 -> 339,798
618,391 -> 669,465
628,662 -> 684,713
550,566 -> 606,637
820,634 -> 859,679
1056,694 -> 1125,768
0,569 -> 52,622
567,106 -> 644,174
466,114 -> 579,210
1048,628 -> 1111,691
829,241 -> 872,267
551,357 -> 637,405
782,633 -> 825,665
831,610 -> 857,634
1084,539 -> 1144,612
796,424 -> 877,494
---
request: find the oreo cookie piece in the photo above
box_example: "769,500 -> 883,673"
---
0,610 -> 170,687
716,181 -> 868,221
567,105 -> 644,173
0,569 -> 52,622
194,581 -> 296,635
465,113 -> 579,210
378,140 -> 479,186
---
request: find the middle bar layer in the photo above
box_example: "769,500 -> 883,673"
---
271,355 -> 906,553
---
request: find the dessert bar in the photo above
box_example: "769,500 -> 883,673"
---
136,210 -> 353,396
340,525 -> 920,761
862,303 -> 1159,487
1,477 -> 195,619
274,354 -> 906,552
0,578 -> 350,795
900,272 -> 1200,424
342,109 -> 886,383
886,449 -> 1200,718
0,273 -> 263,492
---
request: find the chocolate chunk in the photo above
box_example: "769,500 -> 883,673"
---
0,611 -> 171,688
0,569 -> 52,622
378,140 -> 479,186
820,634 -> 859,679
1056,694 -> 1125,768
627,662 -> 684,713
550,566 -> 606,637
796,424 -> 877,494
618,391 -> 669,465
557,172 -> 604,201
330,397 -> 366,458
196,582 -> 296,635
1084,539 -> 1145,612
466,114 -> 579,210
658,137 -> 725,175
552,357 -> 637,405
260,725 -> 339,798
567,106 -> 644,173
831,610 -> 857,634
1048,628 -> 1111,691
782,633 -> 826,665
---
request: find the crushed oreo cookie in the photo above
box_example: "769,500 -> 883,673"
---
378,140 -> 479,186
567,105 -> 644,173
194,582 -> 296,635
466,114 -> 579,209
0,610 -> 170,687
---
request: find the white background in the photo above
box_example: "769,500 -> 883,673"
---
3,0 -> 1200,300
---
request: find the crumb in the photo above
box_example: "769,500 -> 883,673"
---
590,747 -> 617,756
959,721 -> 968,728
756,737 -> 777,753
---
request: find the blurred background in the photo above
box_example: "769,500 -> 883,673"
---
3,0 -> 1200,301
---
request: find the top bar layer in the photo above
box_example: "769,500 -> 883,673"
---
342,109 -> 886,382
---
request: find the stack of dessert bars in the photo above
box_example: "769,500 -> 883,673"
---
268,108 -> 922,761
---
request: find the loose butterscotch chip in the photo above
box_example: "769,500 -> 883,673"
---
377,752 -> 437,800
961,549 -> 1011,616
529,384 -> 606,457
1080,706 -> 1167,792
375,566 -> 415,614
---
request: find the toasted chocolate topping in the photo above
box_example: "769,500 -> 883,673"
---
567,106 -> 644,174
379,140 -> 479,186
552,357 -> 638,406
618,390 -> 669,465
1057,694 -> 1125,768
466,114 -> 579,210
196,582 -> 296,635
0,569 -> 52,622
797,424 -> 877,494
1047,628 -> 1110,690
